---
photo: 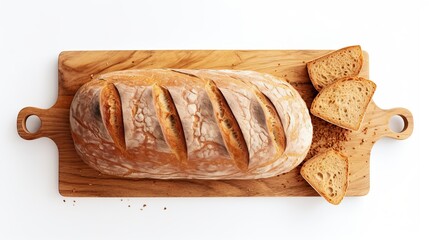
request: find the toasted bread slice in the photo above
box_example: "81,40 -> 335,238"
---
310,77 -> 376,131
307,45 -> 363,91
300,150 -> 349,205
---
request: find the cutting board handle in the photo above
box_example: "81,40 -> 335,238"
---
377,107 -> 413,140
17,106 -> 69,141
17,107 -> 49,140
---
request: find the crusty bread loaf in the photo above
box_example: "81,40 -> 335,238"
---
300,150 -> 349,205
310,77 -> 376,131
70,69 -> 313,179
307,45 -> 363,91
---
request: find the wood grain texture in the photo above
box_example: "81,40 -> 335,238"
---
17,50 -> 413,197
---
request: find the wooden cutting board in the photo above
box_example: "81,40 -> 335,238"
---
16,50 -> 413,197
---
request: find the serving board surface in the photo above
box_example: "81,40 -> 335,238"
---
17,50 -> 413,197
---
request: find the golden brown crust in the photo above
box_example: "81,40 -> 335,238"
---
306,60 -> 316,88
152,83 -> 188,166
205,80 -> 249,171
100,83 -> 126,151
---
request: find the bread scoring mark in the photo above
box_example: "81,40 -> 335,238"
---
152,83 -> 188,165
100,83 -> 126,152
225,73 -> 287,157
205,80 -> 249,172
92,100 -> 102,121
251,88 -> 286,155
170,69 -> 200,79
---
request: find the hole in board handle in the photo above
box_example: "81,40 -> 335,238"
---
24,115 -> 41,134
389,115 -> 407,133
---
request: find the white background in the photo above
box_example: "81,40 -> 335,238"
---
0,0 -> 426,239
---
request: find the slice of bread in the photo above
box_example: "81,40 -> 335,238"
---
310,77 -> 376,131
300,150 -> 349,205
307,45 -> 363,91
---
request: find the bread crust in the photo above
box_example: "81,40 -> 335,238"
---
70,69 -> 313,179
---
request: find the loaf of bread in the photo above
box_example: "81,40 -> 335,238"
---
300,150 -> 349,205
70,69 -> 313,179
307,45 -> 363,91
